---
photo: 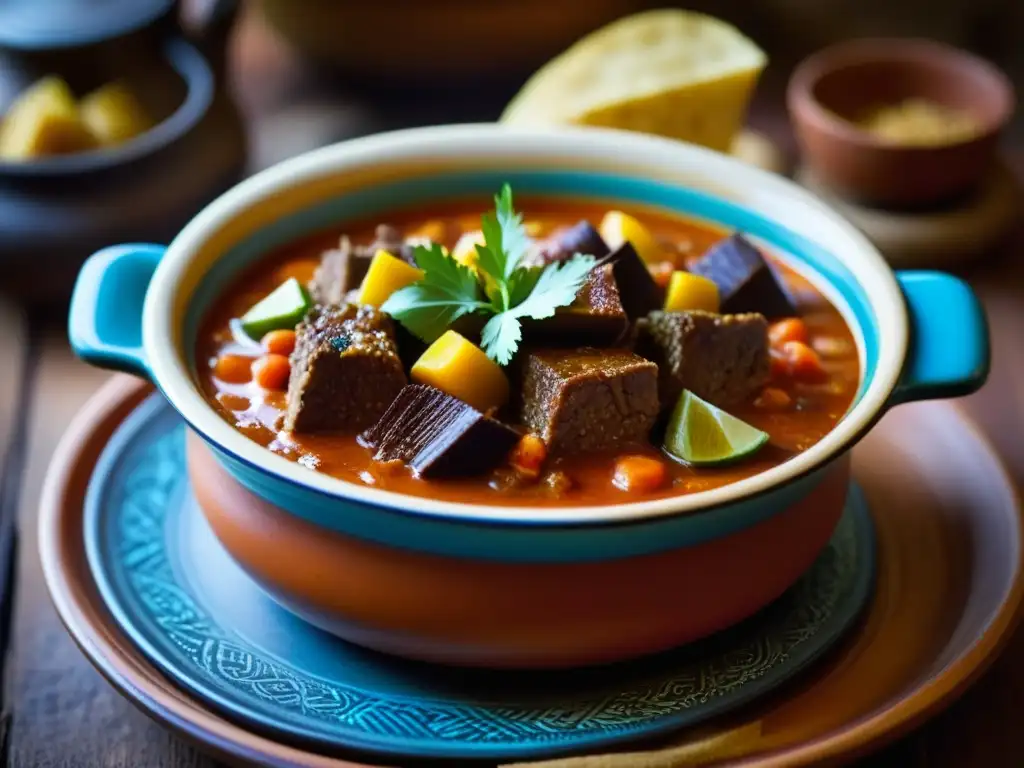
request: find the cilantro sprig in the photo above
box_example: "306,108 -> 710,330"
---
382,185 -> 596,365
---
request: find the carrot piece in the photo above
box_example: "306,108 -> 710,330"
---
649,260 -> 675,289
769,318 -> 809,347
769,349 -> 789,380
213,353 -> 254,384
782,340 -> 827,382
252,354 -> 291,390
409,219 -> 447,243
754,387 -> 792,410
612,455 -> 667,494
262,328 -> 297,356
510,434 -> 547,477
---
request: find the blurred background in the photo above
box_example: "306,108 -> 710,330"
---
0,0 -> 1020,301
0,3 -> 1021,767
221,0 -> 1024,164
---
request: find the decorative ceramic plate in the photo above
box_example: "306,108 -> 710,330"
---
40,378 -> 1024,767
80,393 -> 872,762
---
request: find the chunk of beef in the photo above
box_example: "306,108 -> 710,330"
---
361,385 -> 519,478
636,310 -> 769,409
308,236 -> 372,306
307,225 -> 416,306
370,223 -> 416,264
519,348 -> 659,456
285,304 -> 407,433
689,235 -> 796,320
522,264 -> 630,347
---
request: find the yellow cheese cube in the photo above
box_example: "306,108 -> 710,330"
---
599,210 -> 665,265
79,82 -> 153,146
411,330 -> 510,413
0,76 -> 98,160
664,271 -> 720,313
358,249 -> 423,307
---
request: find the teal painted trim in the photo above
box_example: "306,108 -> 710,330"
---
82,392 -> 876,760
210,438 -> 832,562
172,168 -> 875,559
890,271 -> 990,405
184,169 -> 879,401
69,244 -> 164,379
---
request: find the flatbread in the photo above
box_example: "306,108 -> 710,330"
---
501,10 -> 766,153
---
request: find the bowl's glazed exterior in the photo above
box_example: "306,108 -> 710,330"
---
188,434 -> 851,668
68,125 -> 989,667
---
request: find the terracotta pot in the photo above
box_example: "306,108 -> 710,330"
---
788,38 -> 1014,208
66,125 -> 989,667
189,433 -> 849,668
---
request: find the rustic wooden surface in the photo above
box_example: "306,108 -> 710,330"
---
3,6 -> 1024,767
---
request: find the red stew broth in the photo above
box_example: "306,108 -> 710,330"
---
195,200 -> 860,507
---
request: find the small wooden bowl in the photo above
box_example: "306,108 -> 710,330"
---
788,39 -> 1014,207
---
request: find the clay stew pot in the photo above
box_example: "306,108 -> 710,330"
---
67,126 -> 989,668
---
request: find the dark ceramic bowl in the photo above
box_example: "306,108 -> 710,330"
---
788,38 -> 1015,208
0,0 -> 246,301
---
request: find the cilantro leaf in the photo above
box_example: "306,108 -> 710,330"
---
474,184 -> 531,309
495,185 -> 531,278
480,312 -> 523,367
411,242 -> 479,297
476,212 -> 507,294
383,186 -> 597,365
508,254 -> 596,321
381,243 -> 486,342
507,265 -> 543,306
480,255 -> 596,364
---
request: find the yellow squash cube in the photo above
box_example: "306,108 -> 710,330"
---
664,271 -> 720,313
411,330 -> 510,413
0,76 -> 98,160
599,210 -> 665,265
358,249 -> 424,307
79,82 -> 152,146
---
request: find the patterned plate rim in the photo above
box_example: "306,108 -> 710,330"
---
80,393 -> 876,762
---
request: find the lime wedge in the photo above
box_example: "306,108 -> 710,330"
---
240,278 -> 311,340
500,9 -> 766,152
664,390 -> 768,466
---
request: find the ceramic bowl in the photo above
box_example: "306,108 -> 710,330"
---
788,38 -> 1015,207
68,125 -> 989,668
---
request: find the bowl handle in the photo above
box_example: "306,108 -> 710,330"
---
68,244 -> 166,379
889,271 -> 990,406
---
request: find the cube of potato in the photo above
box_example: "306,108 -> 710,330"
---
599,210 -> 665,265
358,249 -> 424,307
79,82 -> 152,146
411,330 -> 510,413
0,76 -> 98,160
664,271 -> 720,312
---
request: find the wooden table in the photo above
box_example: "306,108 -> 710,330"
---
3,8 -> 1023,767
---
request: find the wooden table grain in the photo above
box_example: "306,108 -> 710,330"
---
3,7 -> 1023,767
